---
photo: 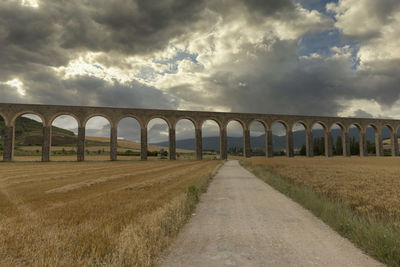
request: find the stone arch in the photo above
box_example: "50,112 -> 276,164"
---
13,113 -> 45,161
200,118 -> 222,130
50,114 -> 80,161
271,120 -> 288,156
115,114 -> 144,129
49,112 -> 82,128
117,116 -> 142,160
292,121 -> 308,156
330,123 -> 345,156
11,111 -> 45,126
365,123 -> 378,156
201,119 -> 221,159
330,122 -> 345,132
249,119 -> 267,156
0,112 -> 8,126
175,118 -> 196,159
83,113 -> 113,128
226,119 -> 244,157
347,122 -> 362,133
347,123 -> 362,156
226,118 -> 246,130
146,115 -> 172,129
271,120 -> 289,131
381,124 -> 394,156
0,113 -> 5,157
85,115 -> 112,161
249,119 -> 268,131
292,120 -> 309,132
147,117 -> 170,159
311,121 -> 328,131
174,116 -> 198,129
311,121 -> 327,156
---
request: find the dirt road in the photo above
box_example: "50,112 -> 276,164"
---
161,160 -> 383,266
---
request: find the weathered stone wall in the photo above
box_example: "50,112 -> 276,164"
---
1,103 -> 399,161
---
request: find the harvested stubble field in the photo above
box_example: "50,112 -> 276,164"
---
243,157 -> 400,266
244,157 -> 400,219
0,160 -> 220,266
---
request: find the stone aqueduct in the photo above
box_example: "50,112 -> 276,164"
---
0,103 -> 399,162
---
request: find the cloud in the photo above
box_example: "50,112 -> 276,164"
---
327,0 -> 400,40
353,109 -> 373,118
1,0 -> 399,141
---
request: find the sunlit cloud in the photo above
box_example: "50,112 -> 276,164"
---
4,79 -> 26,96
21,0 -> 39,8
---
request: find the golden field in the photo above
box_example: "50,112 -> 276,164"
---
244,157 -> 400,219
12,136 -> 199,161
0,160 -> 220,266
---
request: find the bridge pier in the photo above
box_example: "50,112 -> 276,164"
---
391,130 -> 399,156
169,128 -> 176,160
343,130 -> 350,157
286,129 -> 294,157
375,131 -> 383,157
360,130 -> 367,157
243,129 -> 251,158
77,126 -> 85,161
3,126 -> 14,161
266,129 -> 273,157
110,126 -> 118,161
306,130 -> 313,157
42,126 -> 51,162
325,131 -> 332,157
141,127 -> 147,160
195,128 -> 202,160
220,127 -> 227,160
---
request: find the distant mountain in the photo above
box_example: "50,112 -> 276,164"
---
152,127 -> 392,151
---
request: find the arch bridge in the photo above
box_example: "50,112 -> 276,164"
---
0,103 -> 399,161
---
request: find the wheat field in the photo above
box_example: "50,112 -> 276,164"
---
245,157 -> 400,220
0,160 -> 220,266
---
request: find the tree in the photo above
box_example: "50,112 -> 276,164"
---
299,144 -> 306,155
366,140 -> 376,155
350,136 -> 359,155
313,136 -> 325,156
335,135 -> 342,155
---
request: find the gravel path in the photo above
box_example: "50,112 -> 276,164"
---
161,160 -> 383,267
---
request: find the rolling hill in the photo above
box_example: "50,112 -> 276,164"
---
153,127 -> 393,151
0,116 -> 76,146
0,117 -> 191,152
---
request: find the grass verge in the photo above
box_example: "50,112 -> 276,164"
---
240,160 -> 400,267
111,163 -> 222,266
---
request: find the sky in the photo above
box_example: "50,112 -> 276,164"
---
1,0 -> 400,142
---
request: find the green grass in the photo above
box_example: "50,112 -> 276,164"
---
240,160 -> 400,267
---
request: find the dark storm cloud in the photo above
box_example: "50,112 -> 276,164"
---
207,0 -> 297,24
0,0 -> 209,79
16,67 -> 179,109
0,0 -> 399,124
57,0 -> 207,54
0,1 -> 68,81
0,0 -> 205,110
243,0 -> 295,16
196,38 -> 400,117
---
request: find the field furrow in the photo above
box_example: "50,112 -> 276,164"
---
0,160 -> 221,266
